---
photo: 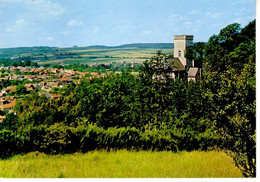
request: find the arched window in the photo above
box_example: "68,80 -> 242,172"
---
178,50 -> 181,57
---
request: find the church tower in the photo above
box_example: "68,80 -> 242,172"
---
174,35 -> 193,70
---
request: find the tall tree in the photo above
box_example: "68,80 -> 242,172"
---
185,42 -> 205,69
203,20 -> 256,177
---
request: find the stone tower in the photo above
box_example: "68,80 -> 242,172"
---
174,35 -> 193,70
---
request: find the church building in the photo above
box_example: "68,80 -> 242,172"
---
167,35 -> 199,82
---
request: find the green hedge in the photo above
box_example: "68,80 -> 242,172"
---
1,124 -> 181,157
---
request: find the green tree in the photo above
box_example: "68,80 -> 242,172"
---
205,23 -> 241,73
203,20 -> 256,177
12,62 -> 18,67
15,84 -> 27,95
14,69 -> 21,75
24,59 -> 31,66
185,42 -> 205,69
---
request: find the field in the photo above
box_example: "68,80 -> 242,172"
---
0,150 -> 243,178
0,43 -> 173,65
36,48 -> 172,65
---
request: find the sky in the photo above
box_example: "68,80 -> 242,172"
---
0,0 -> 256,48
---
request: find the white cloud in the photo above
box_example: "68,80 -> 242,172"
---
46,36 -> 54,41
67,20 -> 83,27
188,10 -> 203,16
232,0 -> 255,5
1,0 -> 22,2
233,18 -> 245,24
25,0 -> 66,19
142,29 -> 152,35
167,14 -> 188,29
60,31 -> 71,36
205,12 -> 224,19
170,14 -> 186,21
6,28 -> 14,33
117,25 -> 130,31
232,16 -> 255,27
5,18 -> 29,33
88,26 -> 100,35
15,19 -> 25,25
184,21 -> 192,26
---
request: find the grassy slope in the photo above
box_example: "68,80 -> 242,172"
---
0,44 -> 173,65
0,150 -> 242,178
36,48 -> 172,65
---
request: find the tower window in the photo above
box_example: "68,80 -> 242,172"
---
178,50 -> 181,57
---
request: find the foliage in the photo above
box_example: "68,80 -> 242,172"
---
15,84 -> 27,95
203,20 -> 256,177
185,42 -> 205,68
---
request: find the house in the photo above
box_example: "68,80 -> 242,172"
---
48,81 -> 60,88
10,96 -> 16,101
90,72 -> 99,79
24,83 -> 35,92
2,86 -> 17,94
52,68 -> 59,73
45,92 -> 61,99
49,94 -> 61,99
5,76 -> 10,80
188,67 -> 200,82
40,81 -> 47,89
0,100 -> 10,106
26,75 -> 36,82
0,115 -> 6,122
59,77 -> 73,85
0,100 -> 16,113
44,68 -> 51,74
10,66 -> 17,72
30,68 -> 36,73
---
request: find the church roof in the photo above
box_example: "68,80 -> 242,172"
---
188,67 -> 199,77
167,58 -> 185,71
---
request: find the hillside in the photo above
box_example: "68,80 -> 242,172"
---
0,43 -> 173,65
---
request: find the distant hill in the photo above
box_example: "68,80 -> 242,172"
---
0,43 -> 173,58
65,43 -> 173,50
0,43 -> 173,65
116,43 -> 173,49
0,46 -> 58,58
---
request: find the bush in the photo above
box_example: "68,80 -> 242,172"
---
141,129 -> 177,151
0,130 -> 19,158
42,123 -> 74,154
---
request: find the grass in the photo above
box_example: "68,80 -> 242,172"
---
0,150 -> 243,178
36,48 -> 173,65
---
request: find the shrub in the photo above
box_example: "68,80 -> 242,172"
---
0,130 -> 19,158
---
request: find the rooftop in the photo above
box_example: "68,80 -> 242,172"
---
174,35 -> 194,40
167,58 -> 185,71
188,67 -> 199,77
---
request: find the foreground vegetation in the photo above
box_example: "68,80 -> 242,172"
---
0,20 -> 255,177
0,150 -> 242,178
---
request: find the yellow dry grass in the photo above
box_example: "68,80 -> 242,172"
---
0,150 -> 243,178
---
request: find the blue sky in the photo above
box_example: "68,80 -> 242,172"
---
0,0 -> 255,48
